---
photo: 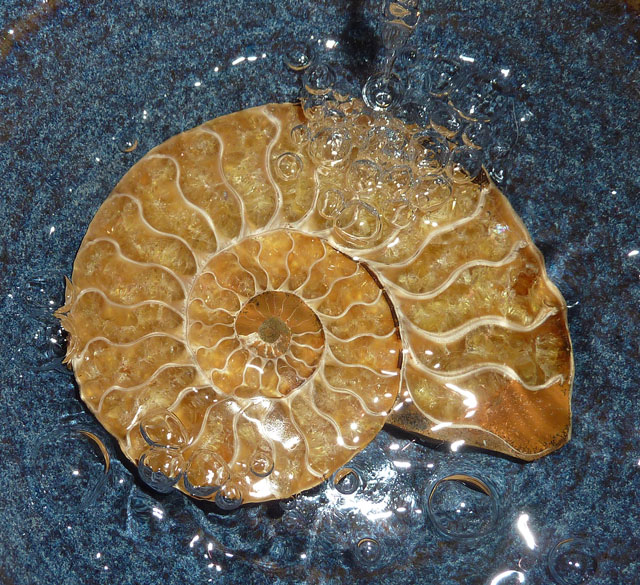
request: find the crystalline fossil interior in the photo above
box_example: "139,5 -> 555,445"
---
56,99 -> 573,504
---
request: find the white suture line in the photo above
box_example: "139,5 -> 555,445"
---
197,127 -> 247,240
109,192 -> 200,271
382,240 -> 528,300
77,331 -> 188,362
146,153 -> 222,249
261,107 -> 285,230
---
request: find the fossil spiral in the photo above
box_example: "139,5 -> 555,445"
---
57,100 -> 573,504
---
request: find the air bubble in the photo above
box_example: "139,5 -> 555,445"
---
138,446 -> 184,493
284,41 -> 315,71
139,410 -> 187,450
430,102 -> 462,138
309,127 -> 352,166
362,72 -> 404,111
290,124 -> 310,145
426,473 -> 499,540
485,570 -> 526,585
383,198 -> 416,228
215,481 -> 243,510
548,538 -> 598,585
413,129 -> 450,172
347,159 -> 380,193
275,152 -> 303,180
409,174 -> 453,212
381,165 -> 413,197
463,121 -> 492,149
334,200 -> 382,245
184,449 -> 230,498
332,467 -> 361,494
450,145 -> 483,182
426,57 -> 461,97
354,537 -> 381,566
303,63 -> 336,95
250,448 -> 274,477
316,189 -> 345,219
33,427 -> 110,512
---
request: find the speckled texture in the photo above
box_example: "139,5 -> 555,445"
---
0,1 -> 638,584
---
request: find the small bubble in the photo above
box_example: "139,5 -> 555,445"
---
354,538 -> 381,566
430,102 -> 462,138
284,41 -> 315,71
449,145 -> 483,182
275,152 -> 303,180
138,446 -> 184,493
485,570 -> 526,585
290,124 -> 310,145
309,127 -> 352,166
215,481 -> 243,510
33,428 -> 110,512
332,467 -> 361,494
426,57 -> 461,96
184,449 -> 230,498
381,165 -> 413,197
303,63 -> 336,95
463,121 -> 492,149
409,174 -> 452,213
334,200 -> 382,245
139,410 -> 187,450
383,198 -> 416,228
113,121 -> 140,153
548,538 -> 598,585
347,159 -> 380,193
250,449 -> 274,477
426,473 -> 499,540
316,189 -> 345,219
362,72 -> 405,111
412,129 -> 450,172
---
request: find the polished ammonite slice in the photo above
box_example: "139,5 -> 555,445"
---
57,100 -> 573,504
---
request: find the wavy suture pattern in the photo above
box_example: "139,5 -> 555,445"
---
57,100 -> 572,504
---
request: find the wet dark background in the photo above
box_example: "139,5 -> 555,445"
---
0,1 -> 638,584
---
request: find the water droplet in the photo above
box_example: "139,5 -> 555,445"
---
316,189 -> 345,219
139,410 -> 187,450
113,121 -> 139,153
250,449 -> 274,477
32,427 -> 110,512
362,72 -> 405,111
409,175 -> 452,212
290,124 -> 310,145
463,121 -> 492,149
334,200 -> 382,245
138,446 -> 184,493
548,538 -> 598,585
215,481 -> 243,510
426,473 -> 499,540
303,63 -> 336,95
275,152 -> 303,180
354,537 -> 381,566
383,198 -> 416,228
284,41 -> 315,71
381,165 -> 413,197
485,570 -> 526,585
332,467 -> 361,494
450,146 -> 483,182
430,102 -> 462,138
413,129 -> 450,172
309,127 -> 352,166
426,57 -> 461,96
184,449 -> 230,498
347,159 -> 381,193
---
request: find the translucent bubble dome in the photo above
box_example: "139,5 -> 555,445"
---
57,100 -> 573,504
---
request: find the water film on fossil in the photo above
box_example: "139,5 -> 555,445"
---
56,95 -> 573,504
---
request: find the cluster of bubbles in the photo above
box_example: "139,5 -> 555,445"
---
135,409 -> 272,510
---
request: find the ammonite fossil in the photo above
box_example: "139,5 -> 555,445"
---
56,98 -> 573,504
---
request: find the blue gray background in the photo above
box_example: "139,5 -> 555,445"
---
0,1 -> 638,584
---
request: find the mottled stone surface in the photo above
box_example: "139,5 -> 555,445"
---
0,1 -> 638,584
